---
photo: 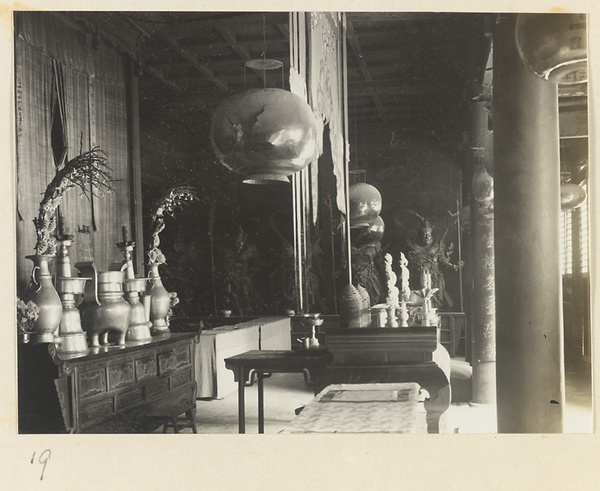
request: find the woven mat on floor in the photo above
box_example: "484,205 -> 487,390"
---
283,383 -> 420,434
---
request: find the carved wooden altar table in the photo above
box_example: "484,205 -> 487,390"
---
318,327 -> 451,433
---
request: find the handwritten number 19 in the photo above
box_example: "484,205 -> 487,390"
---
31,449 -> 51,481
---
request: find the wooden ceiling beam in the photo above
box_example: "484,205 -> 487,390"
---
349,80 -> 461,97
130,17 -> 229,92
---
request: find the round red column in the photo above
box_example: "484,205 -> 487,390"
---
493,14 -> 565,433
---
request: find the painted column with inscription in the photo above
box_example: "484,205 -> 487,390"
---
493,14 -> 565,433
469,98 -> 497,407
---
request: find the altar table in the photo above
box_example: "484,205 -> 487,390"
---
224,349 -> 333,433
318,327 -> 451,433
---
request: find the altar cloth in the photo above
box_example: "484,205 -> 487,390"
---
283,383 -> 421,433
197,317 -> 291,398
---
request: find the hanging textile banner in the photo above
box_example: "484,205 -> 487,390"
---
309,12 -> 348,218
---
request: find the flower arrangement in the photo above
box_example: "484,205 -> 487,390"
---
33,147 -> 115,256
147,186 -> 198,265
17,297 -> 40,333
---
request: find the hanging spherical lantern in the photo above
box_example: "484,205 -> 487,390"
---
352,216 -> 385,246
349,183 -> 382,228
472,162 -> 494,204
515,13 -> 587,84
561,182 -> 586,209
210,88 -> 318,184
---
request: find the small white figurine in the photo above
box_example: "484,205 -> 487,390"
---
399,252 -> 411,302
384,253 -> 399,327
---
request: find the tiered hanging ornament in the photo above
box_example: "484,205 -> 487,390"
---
349,182 -> 382,228
515,13 -> 587,84
25,147 -> 114,344
352,215 -> 385,247
146,186 -> 198,334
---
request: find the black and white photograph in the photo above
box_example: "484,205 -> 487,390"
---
3,1 -> 599,489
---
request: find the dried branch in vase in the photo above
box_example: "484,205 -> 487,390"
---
33,147 -> 115,256
147,186 -> 198,265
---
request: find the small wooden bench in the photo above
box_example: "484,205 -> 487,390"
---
135,383 -> 198,434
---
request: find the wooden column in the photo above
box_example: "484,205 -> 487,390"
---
493,15 -> 565,433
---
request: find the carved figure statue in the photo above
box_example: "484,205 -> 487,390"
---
395,209 -> 462,308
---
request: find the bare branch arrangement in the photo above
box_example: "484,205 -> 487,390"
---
33,147 -> 115,256
147,185 -> 198,265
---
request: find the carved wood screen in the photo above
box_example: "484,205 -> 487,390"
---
289,12 -> 351,313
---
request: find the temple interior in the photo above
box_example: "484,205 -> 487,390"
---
12,9 -> 594,452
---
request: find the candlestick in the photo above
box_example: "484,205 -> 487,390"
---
58,211 -> 65,236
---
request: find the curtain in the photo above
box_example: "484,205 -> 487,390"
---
15,12 -> 131,291
15,40 -> 55,292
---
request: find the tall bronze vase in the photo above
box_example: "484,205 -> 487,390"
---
25,255 -> 63,343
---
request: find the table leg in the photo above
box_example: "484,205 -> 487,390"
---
423,383 -> 451,433
257,372 -> 264,434
237,366 -> 246,434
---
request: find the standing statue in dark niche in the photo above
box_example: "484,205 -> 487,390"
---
394,209 -> 462,309
351,243 -> 386,305
267,210 -> 327,313
350,220 -> 387,306
215,219 -> 265,315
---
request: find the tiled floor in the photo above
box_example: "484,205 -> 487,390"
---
177,363 -> 592,435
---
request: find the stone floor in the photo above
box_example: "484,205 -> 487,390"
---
173,361 -> 592,434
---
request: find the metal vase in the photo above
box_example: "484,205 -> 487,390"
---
147,263 -> 171,334
25,255 -> 63,343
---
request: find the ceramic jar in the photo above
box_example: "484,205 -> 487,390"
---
25,255 -> 63,343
